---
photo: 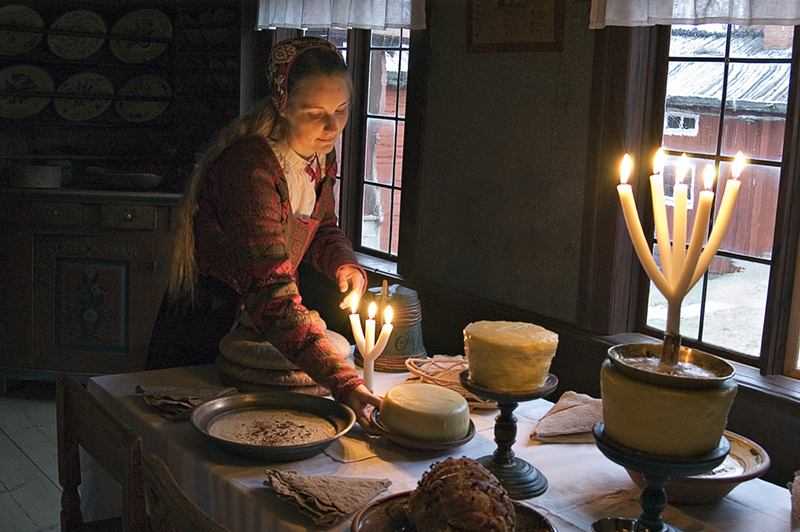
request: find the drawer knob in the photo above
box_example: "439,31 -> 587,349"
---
125,212 -> 135,220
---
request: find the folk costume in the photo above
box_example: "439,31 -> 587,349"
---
147,37 -> 366,404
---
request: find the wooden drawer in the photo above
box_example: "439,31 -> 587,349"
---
100,204 -> 156,230
30,202 -> 82,227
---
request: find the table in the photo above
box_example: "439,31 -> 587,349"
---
83,365 -> 793,532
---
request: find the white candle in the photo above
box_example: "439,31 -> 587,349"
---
617,155 -> 672,297
649,149 -> 673,283
672,154 -> 689,277
348,293 -> 366,356
690,152 -> 744,288
365,302 -> 376,355
362,305 -> 393,393
674,165 -> 715,302
369,305 -> 394,360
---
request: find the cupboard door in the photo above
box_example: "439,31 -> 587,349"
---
32,234 -> 159,374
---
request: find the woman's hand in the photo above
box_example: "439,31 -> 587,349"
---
348,384 -> 382,434
338,265 -> 366,310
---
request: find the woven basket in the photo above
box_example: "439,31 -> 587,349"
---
404,355 -> 495,410
10,165 -> 61,188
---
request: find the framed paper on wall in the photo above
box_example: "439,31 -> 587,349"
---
468,0 -> 564,53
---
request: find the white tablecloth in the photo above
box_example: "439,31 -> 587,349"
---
83,365 -> 793,532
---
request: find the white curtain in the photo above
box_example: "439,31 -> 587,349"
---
590,0 -> 800,29
257,0 -> 425,30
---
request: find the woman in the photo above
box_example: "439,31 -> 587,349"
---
147,37 -> 381,429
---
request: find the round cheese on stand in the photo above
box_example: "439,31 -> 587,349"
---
464,321 -> 558,392
379,384 -> 470,442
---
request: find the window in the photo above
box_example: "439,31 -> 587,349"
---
643,24 -> 795,373
303,28 -> 409,260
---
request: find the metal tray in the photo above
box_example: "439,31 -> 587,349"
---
190,392 -> 355,462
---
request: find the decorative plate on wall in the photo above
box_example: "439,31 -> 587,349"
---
54,72 -> 113,121
47,10 -> 106,60
0,5 -> 44,56
110,9 -> 172,63
115,74 -> 171,122
0,65 -> 53,119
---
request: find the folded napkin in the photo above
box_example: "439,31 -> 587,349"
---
530,391 -> 603,443
264,469 -> 391,525
135,385 -> 238,420
790,470 -> 800,530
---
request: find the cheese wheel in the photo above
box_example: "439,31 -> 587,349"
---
600,359 -> 737,456
464,321 -> 558,392
379,384 -> 470,442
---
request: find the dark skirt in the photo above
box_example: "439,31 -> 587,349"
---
146,275 -> 240,370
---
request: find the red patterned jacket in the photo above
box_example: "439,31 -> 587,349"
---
194,135 -> 366,403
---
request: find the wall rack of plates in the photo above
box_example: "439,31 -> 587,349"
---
0,0 -> 241,193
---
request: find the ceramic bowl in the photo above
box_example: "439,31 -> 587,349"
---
626,431 -> 770,504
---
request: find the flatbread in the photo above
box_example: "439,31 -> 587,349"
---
217,372 -> 330,396
215,355 -> 317,386
264,470 -> 391,525
531,391 -> 603,443
219,324 -> 351,370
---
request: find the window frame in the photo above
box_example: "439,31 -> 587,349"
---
578,24 -> 800,380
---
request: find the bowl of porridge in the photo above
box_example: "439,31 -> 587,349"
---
191,392 -> 356,462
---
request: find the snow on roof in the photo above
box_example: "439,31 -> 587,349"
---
667,26 -> 791,113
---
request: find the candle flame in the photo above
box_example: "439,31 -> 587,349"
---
368,301 -> 377,319
654,148 -> 665,175
676,154 -> 689,184
384,305 -> 393,325
350,291 -> 360,314
703,164 -> 715,190
620,154 -> 632,185
733,151 -> 746,179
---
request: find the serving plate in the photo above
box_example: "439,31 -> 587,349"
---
115,74 -> 171,122
190,391 -> 355,462
351,491 -> 556,532
370,410 -> 475,451
626,430 -> 770,505
110,9 -> 172,63
54,72 -> 113,121
48,10 -> 105,60
0,5 -> 44,56
0,64 -> 53,119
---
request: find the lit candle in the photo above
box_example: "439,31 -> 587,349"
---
370,305 -> 394,360
348,293 -> 366,356
649,148 -> 673,283
365,302 -> 377,356
362,305 -> 394,392
672,154 -> 689,277
673,165 -> 715,309
617,154 -> 672,297
690,152 -> 745,288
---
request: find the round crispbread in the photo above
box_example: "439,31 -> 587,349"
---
219,327 -> 300,370
217,372 -> 330,396
215,356 -> 318,386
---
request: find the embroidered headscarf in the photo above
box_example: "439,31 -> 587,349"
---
267,37 -> 342,113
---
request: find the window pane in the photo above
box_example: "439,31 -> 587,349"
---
730,25 -> 793,59
669,24 -> 727,58
364,117 -> 396,185
702,259 -> 768,357
721,62 -> 788,161
368,50 -> 403,117
663,61 -> 724,155
361,183 -> 392,253
371,28 -> 402,47
391,189 -> 401,255
394,120 -> 404,186
716,161 -> 779,258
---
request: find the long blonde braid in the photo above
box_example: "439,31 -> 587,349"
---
167,101 -> 284,304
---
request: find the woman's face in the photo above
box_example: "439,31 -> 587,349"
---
281,74 -> 351,159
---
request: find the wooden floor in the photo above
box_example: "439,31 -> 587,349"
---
0,379 -> 61,532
